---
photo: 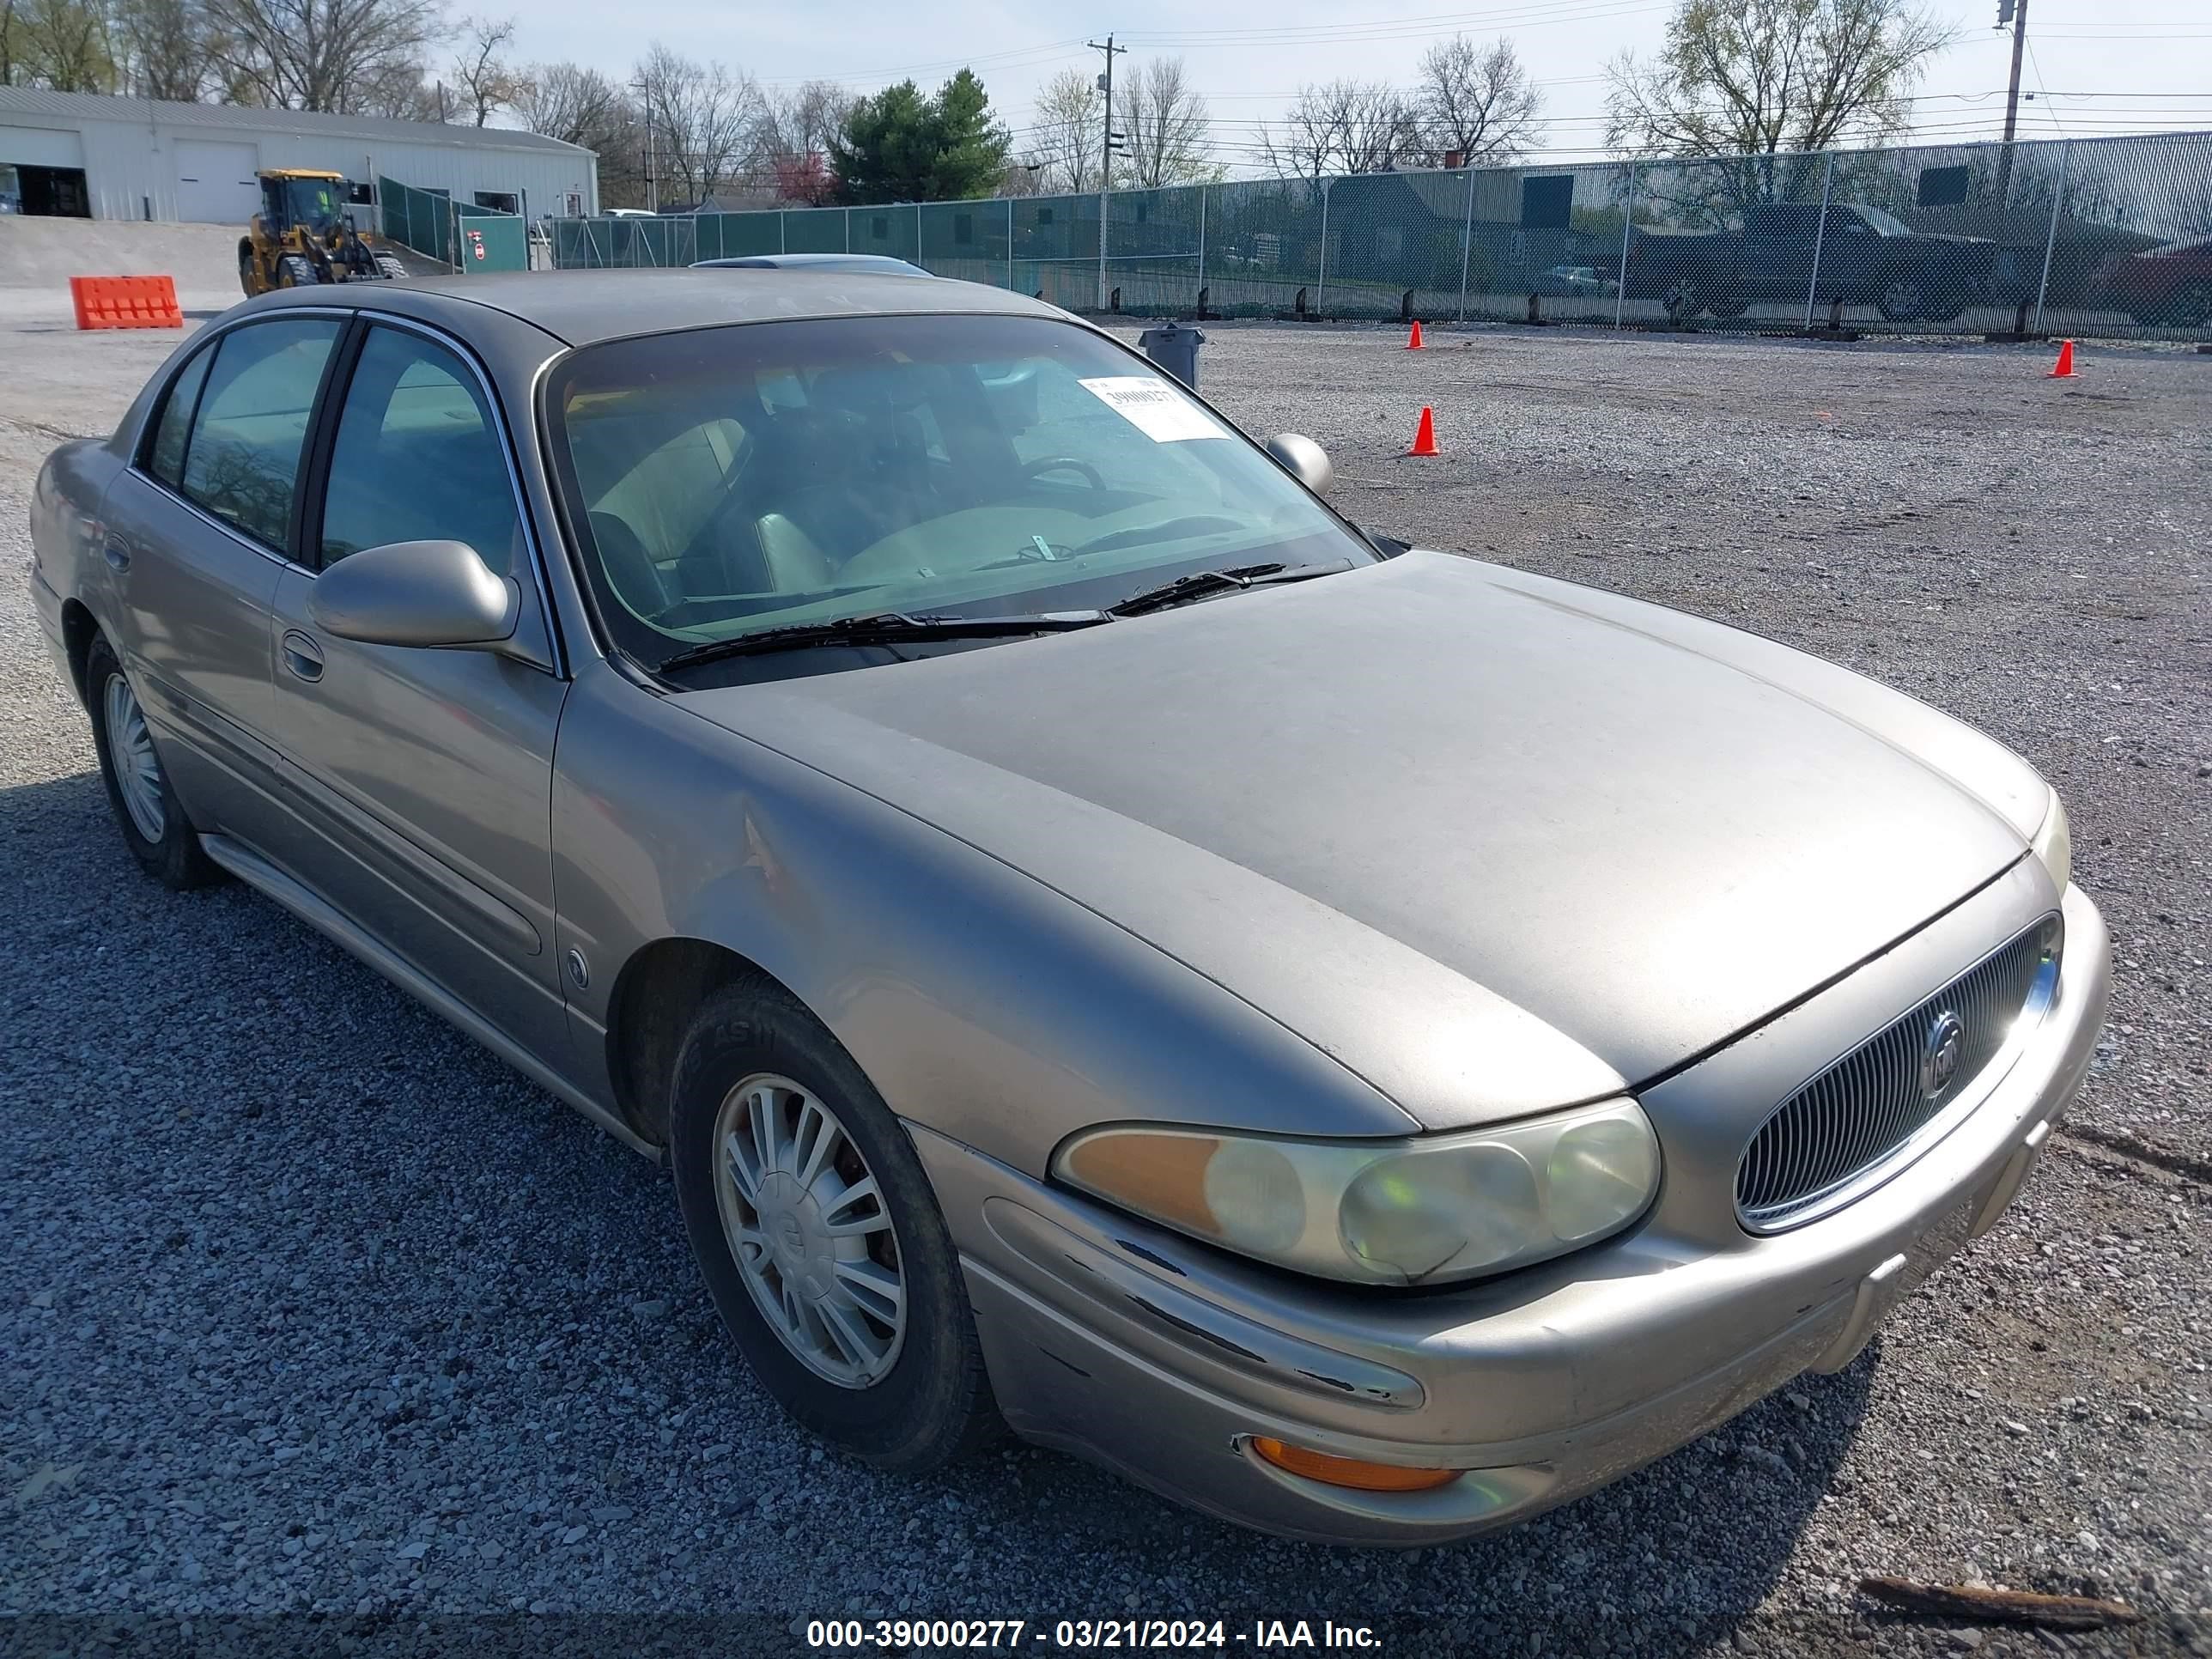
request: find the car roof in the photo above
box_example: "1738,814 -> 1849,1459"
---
245,266 -> 1063,348
693,253 -> 928,272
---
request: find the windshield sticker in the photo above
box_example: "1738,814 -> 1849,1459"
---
1078,376 -> 1228,442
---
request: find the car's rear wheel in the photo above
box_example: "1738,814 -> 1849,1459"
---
85,635 -> 224,890
670,980 -> 1000,1470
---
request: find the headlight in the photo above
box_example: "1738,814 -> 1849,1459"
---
1052,1099 -> 1660,1287
2032,788 -> 2071,893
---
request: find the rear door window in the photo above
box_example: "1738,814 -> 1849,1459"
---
179,318 -> 342,550
144,345 -> 213,488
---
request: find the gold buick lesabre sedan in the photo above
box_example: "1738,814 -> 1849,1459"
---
30,268 -> 2107,1545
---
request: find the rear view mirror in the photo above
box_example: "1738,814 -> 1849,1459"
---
980,362 -> 1040,431
1265,433 -> 1333,495
308,539 -> 520,649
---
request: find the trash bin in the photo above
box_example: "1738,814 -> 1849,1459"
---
1138,321 -> 1206,389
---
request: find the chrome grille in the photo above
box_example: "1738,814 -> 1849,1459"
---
1735,916 -> 2060,1231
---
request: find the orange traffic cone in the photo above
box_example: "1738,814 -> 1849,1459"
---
1407,406 -> 1439,456
1407,319 -> 1425,349
2047,339 -> 2075,378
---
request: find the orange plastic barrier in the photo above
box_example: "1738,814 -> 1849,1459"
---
70,275 -> 184,331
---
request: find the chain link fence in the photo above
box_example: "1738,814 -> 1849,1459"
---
545,130 -> 2212,339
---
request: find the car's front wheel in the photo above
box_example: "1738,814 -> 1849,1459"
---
671,980 -> 1000,1470
84,634 -> 224,890
2166,280 -> 2212,327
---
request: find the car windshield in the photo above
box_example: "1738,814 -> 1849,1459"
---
544,313 -> 1370,670
283,179 -> 344,232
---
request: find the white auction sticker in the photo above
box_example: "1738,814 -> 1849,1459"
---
1078,376 -> 1228,442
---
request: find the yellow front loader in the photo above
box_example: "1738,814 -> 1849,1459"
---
239,169 -> 409,296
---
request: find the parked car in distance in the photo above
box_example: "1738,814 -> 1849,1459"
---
2098,237 -> 2212,327
30,269 -> 2106,1547
694,252 -> 932,276
1627,202 -> 1996,322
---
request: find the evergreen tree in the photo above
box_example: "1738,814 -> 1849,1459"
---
830,69 -> 1011,204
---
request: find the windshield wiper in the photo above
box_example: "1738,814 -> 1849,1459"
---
653,610 -> 1112,674
1107,559 -> 1353,618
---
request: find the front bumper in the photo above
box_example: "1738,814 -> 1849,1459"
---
912,873 -> 2109,1547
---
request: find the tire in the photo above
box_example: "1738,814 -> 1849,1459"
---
2170,281 -> 2212,328
238,244 -> 258,296
84,635 -> 225,891
1664,278 -> 1705,320
275,254 -> 321,289
670,979 -> 1000,1471
1878,274 -> 1930,323
373,252 -> 408,281
1705,294 -> 1750,319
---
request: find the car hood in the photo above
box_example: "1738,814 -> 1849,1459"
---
677,552 -> 2042,1130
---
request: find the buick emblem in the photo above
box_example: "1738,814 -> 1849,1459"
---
1921,1010 -> 1966,1101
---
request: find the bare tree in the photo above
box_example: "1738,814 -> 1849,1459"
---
1259,85 -> 1345,185
1416,35 -> 1542,165
449,13 -> 523,126
1606,0 -> 1955,159
1115,56 -> 1213,187
516,60 -> 646,205
632,42 -> 763,208
1262,80 -> 1419,181
3,0 -> 115,89
1341,82 -> 1420,173
514,59 -> 623,145
107,0 -> 224,99
757,78 -> 851,163
1027,65 -> 1100,194
753,77 -> 852,202
355,58 -> 439,120
204,0 -> 447,113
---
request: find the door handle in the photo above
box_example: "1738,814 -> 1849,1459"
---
281,629 -> 325,683
103,537 -> 131,571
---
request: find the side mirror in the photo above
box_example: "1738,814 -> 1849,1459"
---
308,539 -> 520,649
1265,433 -> 1333,496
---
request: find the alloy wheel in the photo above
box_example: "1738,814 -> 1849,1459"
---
711,1073 -> 906,1389
102,672 -> 167,843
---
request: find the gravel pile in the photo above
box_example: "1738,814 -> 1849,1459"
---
3,312 -> 2207,1657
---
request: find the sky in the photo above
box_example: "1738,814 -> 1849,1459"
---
501,0 -> 2212,172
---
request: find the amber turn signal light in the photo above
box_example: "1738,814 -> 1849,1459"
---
1248,1437 -> 1465,1492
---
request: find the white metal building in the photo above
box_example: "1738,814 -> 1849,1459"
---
0,87 -> 596,223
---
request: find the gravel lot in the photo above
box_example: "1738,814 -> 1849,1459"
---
3,290 -> 2208,1658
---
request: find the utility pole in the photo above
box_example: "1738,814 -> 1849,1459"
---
1996,0 -> 2029,204
1088,33 -> 1127,310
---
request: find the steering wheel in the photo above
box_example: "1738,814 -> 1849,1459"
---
1021,455 -> 1106,490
